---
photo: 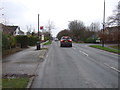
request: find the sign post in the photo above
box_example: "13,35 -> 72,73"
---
40,26 -> 44,41
38,14 -> 40,39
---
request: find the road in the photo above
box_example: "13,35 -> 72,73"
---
32,41 -> 119,88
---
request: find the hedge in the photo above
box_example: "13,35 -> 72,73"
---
28,36 -> 38,46
15,35 -> 28,48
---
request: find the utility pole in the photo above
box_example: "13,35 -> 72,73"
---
118,1 -> 120,51
102,0 -> 105,47
38,14 -> 40,39
37,14 -> 41,50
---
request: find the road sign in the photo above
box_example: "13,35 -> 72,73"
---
40,26 -> 43,30
42,35 -> 44,41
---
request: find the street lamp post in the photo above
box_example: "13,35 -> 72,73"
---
118,1 -> 120,53
38,14 -> 40,39
102,0 -> 106,47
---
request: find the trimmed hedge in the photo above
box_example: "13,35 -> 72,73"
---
28,36 -> 38,46
15,35 -> 28,48
2,34 -> 40,50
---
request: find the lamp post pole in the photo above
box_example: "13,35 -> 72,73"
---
118,1 -> 120,52
102,0 -> 105,47
38,14 -> 40,39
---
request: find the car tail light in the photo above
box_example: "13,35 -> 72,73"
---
68,39 -> 72,42
60,40 -> 64,42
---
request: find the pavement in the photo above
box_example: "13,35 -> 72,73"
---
31,41 -> 118,88
2,44 -> 51,88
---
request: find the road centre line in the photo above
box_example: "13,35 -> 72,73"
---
104,63 -> 120,73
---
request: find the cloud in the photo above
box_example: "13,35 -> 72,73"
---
2,0 -> 119,36
4,1 -> 27,18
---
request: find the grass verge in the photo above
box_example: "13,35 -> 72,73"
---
41,48 -> 48,50
109,45 -> 120,50
89,45 -> 120,54
43,41 -> 52,45
2,78 -> 29,88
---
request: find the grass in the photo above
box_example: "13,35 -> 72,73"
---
73,41 -> 84,43
2,78 -> 29,88
89,45 -> 120,54
109,45 -> 120,50
43,41 -> 52,45
41,48 -> 48,50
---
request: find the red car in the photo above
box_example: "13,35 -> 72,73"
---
60,36 -> 72,47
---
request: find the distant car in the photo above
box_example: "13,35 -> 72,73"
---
60,36 -> 72,47
54,38 -> 58,41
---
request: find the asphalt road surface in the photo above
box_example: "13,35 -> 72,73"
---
32,41 -> 119,88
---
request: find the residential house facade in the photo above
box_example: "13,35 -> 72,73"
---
0,23 -> 24,36
98,26 -> 120,43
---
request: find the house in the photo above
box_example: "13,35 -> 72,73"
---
15,28 -> 24,36
0,23 -> 3,32
0,23 -> 24,36
98,26 -> 120,43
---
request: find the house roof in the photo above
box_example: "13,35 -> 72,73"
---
1,24 -> 25,35
18,29 -> 24,34
100,26 -> 120,32
2,24 -> 18,35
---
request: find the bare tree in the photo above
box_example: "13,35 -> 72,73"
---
26,25 -> 33,35
89,22 -> 100,39
45,20 -> 55,34
0,5 -> 9,25
26,25 -> 32,32
90,22 -> 100,32
57,29 -> 71,40
107,1 -> 120,27
68,20 -> 85,41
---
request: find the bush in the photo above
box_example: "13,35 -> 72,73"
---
85,37 -> 97,43
15,35 -> 28,48
2,33 -> 10,50
8,35 -> 16,48
2,33 -> 17,50
28,36 -> 38,46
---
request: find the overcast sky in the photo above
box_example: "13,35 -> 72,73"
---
0,0 -> 119,37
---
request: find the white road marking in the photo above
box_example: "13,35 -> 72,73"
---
104,63 -> 120,73
79,50 -> 88,56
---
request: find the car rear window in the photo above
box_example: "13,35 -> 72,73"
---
62,36 -> 71,39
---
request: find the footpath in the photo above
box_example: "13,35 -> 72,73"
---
2,44 -> 51,88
